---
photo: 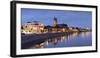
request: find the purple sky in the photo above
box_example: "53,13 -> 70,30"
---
21,8 -> 92,28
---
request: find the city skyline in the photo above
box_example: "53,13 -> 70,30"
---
21,8 -> 92,29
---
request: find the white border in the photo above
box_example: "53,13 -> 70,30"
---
16,3 -> 96,55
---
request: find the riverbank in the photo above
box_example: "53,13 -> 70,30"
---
21,32 -> 73,49
21,31 -> 91,49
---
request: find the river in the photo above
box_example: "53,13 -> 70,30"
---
27,32 -> 92,49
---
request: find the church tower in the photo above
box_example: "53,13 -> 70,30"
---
54,17 -> 58,27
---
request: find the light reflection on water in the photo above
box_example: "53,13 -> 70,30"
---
29,32 -> 92,49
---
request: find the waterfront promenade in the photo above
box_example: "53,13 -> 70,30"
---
21,30 -> 91,49
21,32 -> 72,49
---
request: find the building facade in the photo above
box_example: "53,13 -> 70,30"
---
21,21 -> 44,34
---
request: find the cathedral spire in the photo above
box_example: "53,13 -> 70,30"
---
53,17 -> 58,27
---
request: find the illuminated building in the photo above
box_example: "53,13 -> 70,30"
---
21,21 -> 44,34
44,17 -> 69,33
54,17 -> 58,27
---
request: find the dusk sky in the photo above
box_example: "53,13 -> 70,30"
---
21,8 -> 92,28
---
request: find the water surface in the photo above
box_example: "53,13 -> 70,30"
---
28,32 -> 92,49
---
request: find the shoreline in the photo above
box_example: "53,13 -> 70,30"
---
21,31 -> 91,49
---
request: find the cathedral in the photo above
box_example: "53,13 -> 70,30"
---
21,17 -> 70,34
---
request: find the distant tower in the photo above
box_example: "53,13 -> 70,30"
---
54,17 -> 58,27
